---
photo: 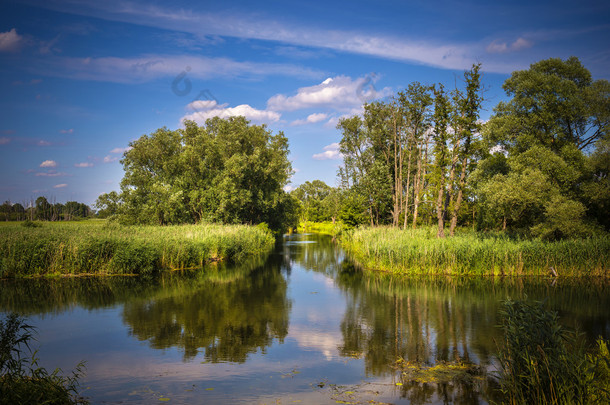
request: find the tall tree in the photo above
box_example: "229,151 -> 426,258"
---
449,63 -> 483,236
431,84 -> 451,237
118,117 -> 294,229
485,57 -> 608,154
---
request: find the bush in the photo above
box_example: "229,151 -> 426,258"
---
496,299 -> 610,404
0,313 -> 88,404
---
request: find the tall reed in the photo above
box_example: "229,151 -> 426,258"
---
341,226 -> 610,276
0,221 -> 274,277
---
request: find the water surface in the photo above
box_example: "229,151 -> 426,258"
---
2,233 -> 609,404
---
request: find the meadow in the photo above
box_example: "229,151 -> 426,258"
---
341,226 -> 610,277
0,220 -> 274,277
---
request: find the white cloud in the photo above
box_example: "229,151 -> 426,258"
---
32,2 -> 484,71
103,155 -> 118,163
59,128 -> 74,134
486,37 -> 533,54
53,183 -> 68,189
35,171 -> 69,177
312,142 -> 342,160
0,137 -> 10,145
291,113 -> 328,126
37,140 -> 52,146
0,28 -> 22,52
40,160 -> 57,168
268,75 -> 391,112
182,100 -> 280,124
74,162 -> 93,168
110,147 -> 132,154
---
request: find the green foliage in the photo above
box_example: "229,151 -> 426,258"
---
497,299 -> 610,404
0,221 -> 274,277
0,313 -> 88,404
117,117 -> 294,231
341,226 -> 610,276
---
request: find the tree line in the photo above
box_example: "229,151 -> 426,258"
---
93,56 -> 607,238
292,57 -> 609,239
0,197 -> 92,222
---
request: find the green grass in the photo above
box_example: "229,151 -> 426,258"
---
0,220 -> 275,277
297,220 -> 345,236
341,226 -> 610,277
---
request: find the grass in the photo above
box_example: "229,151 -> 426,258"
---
0,220 -> 275,277
297,220 -> 345,236
341,226 -> 610,277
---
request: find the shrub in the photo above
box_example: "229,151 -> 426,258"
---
0,313 -> 88,404
496,299 -> 610,404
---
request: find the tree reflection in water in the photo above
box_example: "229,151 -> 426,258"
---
122,253 -> 290,363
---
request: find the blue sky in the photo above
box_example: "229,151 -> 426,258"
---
1,0 -> 609,206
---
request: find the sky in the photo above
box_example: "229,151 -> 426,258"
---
1,0 -> 609,207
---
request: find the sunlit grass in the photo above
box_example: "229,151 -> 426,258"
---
341,226 -> 610,276
0,220 -> 274,277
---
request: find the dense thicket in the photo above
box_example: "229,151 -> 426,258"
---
331,58 -> 609,239
96,117 -> 297,230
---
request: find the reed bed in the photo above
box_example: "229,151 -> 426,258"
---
0,221 -> 274,277
341,226 -> 610,277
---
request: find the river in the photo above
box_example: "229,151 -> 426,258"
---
1,233 -> 609,404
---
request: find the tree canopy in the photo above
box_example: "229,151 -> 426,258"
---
99,117 -> 296,230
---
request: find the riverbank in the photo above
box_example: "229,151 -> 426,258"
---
341,226 -> 610,277
0,220 -> 274,278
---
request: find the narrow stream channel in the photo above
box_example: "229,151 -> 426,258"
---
2,233 -> 609,404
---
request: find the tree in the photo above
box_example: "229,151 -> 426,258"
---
118,117 -> 294,230
95,191 -> 121,219
476,57 -> 608,238
292,180 -> 333,223
486,57 -> 608,154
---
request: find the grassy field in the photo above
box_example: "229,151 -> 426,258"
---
341,226 -> 610,277
0,220 -> 274,277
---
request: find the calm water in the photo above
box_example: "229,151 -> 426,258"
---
1,233 -> 610,404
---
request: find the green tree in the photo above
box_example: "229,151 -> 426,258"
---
118,117 -> 294,230
486,57 -> 608,154
477,57 -> 608,238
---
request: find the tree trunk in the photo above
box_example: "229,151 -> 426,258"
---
449,155 -> 468,236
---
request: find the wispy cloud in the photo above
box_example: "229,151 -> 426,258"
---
33,54 -> 322,83
0,28 -> 23,52
486,37 -> 533,54
291,113 -> 328,126
22,1 -> 514,72
40,160 -> 57,168
312,143 -> 342,160
103,155 -> 118,163
35,171 -> 69,177
59,128 -> 74,134
74,162 -> 93,168
53,183 -> 68,188
0,137 -> 10,145
110,147 -> 132,154
182,100 -> 280,125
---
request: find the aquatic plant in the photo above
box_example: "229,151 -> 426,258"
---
0,313 -> 88,404
496,299 -> 610,404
